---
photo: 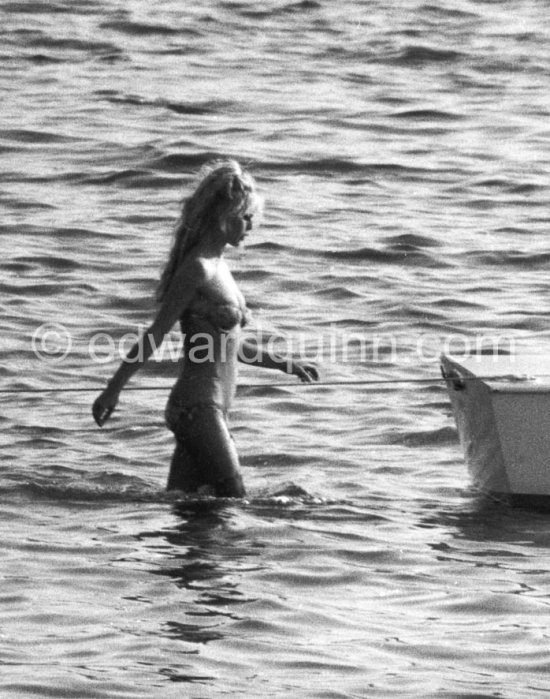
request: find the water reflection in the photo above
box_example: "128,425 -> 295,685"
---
137,499 -> 261,646
418,489 -> 550,549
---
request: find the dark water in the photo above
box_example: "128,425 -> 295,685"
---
2,1 -> 550,696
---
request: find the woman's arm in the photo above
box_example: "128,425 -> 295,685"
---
239,338 -> 319,383
92,259 -> 206,426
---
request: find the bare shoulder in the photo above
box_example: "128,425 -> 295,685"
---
171,254 -> 212,290
153,255 -> 214,331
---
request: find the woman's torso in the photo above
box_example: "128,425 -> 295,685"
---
169,256 -> 248,413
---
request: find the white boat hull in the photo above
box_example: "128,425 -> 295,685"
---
441,354 -> 550,506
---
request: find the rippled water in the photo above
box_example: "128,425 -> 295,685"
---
2,1 -> 550,697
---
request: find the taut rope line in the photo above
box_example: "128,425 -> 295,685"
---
0,374 -> 543,395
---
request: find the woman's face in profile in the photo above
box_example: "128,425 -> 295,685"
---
224,212 -> 254,247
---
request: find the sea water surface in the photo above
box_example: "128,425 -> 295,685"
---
2,1 -> 550,697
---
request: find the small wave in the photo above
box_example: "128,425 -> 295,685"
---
314,317 -> 379,329
102,92 -> 227,116
25,53 -> 66,65
322,247 -> 394,262
99,20 -> 196,37
465,250 -> 550,268
508,183 -> 546,194
314,286 -> 365,300
391,109 -> 463,121
467,199 -> 498,210
388,303 -> 446,321
463,285 -> 504,294
81,169 -> 179,189
1,225 -> 109,240
0,128 -> 80,144
25,35 -> 121,53
247,242 -> 289,253
385,233 -> 441,248
83,168 -> 150,184
270,482 -> 311,498
234,269 -> 274,281
13,255 -> 81,272
260,157 -> 368,175
0,470 -> 160,504
393,45 -> 464,65
247,482 -> 336,509
494,226 -> 532,235
252,158 -> 437,180
476,56 -> 535,75
163,100 -> 221,116
0,282 -> 61,296
387,426 -> 458,447
431,297 -> 485,310
322,246 -> 445,267
147,152 -> 226,173
2,261 -> 33,273
0,196 -> 55,211
469,179 -> 546,196
281,0 -> 322,12
231,2 -> 320,19
1,1 -> 70,13
473,177 -> 514,189
387,242 -> 433,257
419,4 -> 479,20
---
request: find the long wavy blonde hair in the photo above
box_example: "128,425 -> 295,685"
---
156,159 -> 261,304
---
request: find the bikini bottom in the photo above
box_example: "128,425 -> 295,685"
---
165,401 -> 225,432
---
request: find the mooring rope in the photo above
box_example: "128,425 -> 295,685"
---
0,373 -> 543,395
0,378 -> 439,394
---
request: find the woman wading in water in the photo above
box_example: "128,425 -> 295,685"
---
93,160 -> 318,497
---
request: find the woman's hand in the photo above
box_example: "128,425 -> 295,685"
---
92,385 -> 120,427
290,360 -> 319,383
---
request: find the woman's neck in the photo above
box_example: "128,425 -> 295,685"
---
195,227 -> 226,258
